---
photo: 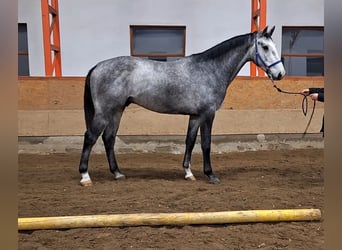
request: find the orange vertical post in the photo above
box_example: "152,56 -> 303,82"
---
250,0 -> 267,77
41,0 -> 62,76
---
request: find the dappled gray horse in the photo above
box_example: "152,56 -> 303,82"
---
79,26 -> 285,186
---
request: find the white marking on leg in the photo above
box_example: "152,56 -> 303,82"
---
115,171 -> 126,180
80,172 -> 93,186
184,166 -> 196,181
81,172 -> 91,181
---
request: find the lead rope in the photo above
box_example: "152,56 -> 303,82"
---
271,80 -> 316,138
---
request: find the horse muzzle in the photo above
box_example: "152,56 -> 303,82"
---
274,71 -> 285,80
267,68 -> 285,81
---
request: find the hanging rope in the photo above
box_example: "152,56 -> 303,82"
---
271,80 -> 316,138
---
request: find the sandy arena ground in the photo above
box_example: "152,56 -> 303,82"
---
18,148 -> 323,249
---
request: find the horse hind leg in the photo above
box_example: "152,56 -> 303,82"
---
102,111 -> 125,180
79,114 -> 107,186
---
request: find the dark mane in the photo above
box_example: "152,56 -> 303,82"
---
191,33 -> 253,61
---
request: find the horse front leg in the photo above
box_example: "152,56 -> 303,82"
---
182,115 -> 201,181
200,112 -> 220,184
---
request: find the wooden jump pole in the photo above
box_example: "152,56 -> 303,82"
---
18,209 -> 321,231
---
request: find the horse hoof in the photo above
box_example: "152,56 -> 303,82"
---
115,173 -> 126,180
185,175 -> 196,181
208,175 -> 220,184
80,180 -> 93,187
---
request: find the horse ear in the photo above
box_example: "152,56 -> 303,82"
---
268,26 -> 275,37
261,26 -> 269,37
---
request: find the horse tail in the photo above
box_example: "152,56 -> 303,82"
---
84,65 -> 97,130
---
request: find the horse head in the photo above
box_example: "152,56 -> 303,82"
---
253,26 -> 286,80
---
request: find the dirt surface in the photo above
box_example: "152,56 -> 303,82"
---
18,149 -> 324,249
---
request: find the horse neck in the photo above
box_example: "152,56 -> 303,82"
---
193,33 -> 254,85
215,36 -> 253,84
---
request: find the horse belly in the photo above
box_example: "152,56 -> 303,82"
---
132,90 -> 198,115
132,80 -> 217,115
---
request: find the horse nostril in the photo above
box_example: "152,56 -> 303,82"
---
277,73 -> 283,80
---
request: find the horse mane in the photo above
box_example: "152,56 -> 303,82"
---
191,32 -> 254,61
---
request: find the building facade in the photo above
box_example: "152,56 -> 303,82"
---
18,0 -> 324,77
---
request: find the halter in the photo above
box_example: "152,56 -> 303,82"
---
254,35 -> 282,76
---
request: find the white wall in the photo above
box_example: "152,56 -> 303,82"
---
18,0 -> 324,76
58,0 -> 251,76
268,0 -> 324,53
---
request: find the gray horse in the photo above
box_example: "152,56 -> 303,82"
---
79,26 -> 285,186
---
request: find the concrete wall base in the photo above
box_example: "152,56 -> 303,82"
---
18,133 -> 324,155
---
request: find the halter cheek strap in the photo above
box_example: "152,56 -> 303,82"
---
254,36 -> 282,73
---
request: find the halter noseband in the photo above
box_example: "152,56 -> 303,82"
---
254,35 -> 282,76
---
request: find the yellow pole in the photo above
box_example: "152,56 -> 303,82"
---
18,209 -> 321,231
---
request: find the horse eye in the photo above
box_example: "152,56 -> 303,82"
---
262,45 -> 269,51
